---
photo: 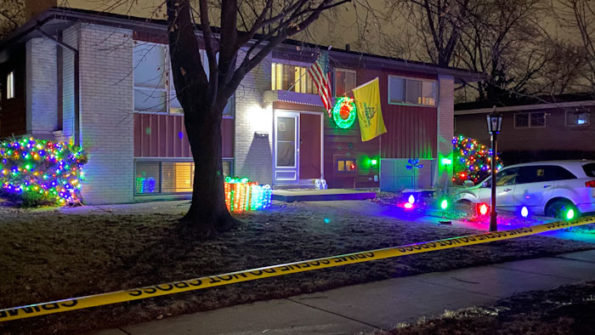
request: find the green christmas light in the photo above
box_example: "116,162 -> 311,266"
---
332,97 -> 357,129
565,208 -> 575,220
440,199 -> 449,210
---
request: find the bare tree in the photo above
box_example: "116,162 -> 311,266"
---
0,0 -> 25,38
532,39 -> 587,95
454,0 -> 548,102
398,0 -> 474,67
557,0 -> 595,93
166,0 -> 349,237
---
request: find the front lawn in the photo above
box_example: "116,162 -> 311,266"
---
0,199 -> 593,334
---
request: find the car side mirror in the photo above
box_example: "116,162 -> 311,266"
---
463,180 -> 475,187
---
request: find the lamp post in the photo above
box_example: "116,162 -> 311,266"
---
486,107 -> 503,232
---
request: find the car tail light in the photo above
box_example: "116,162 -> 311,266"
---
585,180 -> 595,187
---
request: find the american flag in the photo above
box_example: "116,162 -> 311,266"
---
308,51 -> 333,117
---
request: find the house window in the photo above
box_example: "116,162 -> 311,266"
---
336,158 -> 356,173
271,62 -> 316,94
566,110 -> 590,127
514,112 -> 546,128
388,75 -> 436,106
134,42 -> 168,113
135,159 -> 233,194
135,42 -> 232,115
6,71 -> 15,99
334,68 -> 356,97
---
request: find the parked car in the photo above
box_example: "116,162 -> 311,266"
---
454,160 -> 595,218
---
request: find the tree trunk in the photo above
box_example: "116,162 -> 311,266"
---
180,104 -> 238,238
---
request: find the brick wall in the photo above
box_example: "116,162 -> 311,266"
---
435,75 -> 454,188
234,50 -> 274,185
26,38 -> 58,138
77,24 -> 134,204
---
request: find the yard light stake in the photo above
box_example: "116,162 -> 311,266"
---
521,206 -> 529,219
566,208 -> 575,220
440,199 -> 449,211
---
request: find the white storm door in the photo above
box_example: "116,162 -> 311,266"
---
274,111 -> 299,183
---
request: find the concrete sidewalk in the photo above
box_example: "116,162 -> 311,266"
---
91,249 -> 595,335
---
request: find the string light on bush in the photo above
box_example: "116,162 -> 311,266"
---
452,135 -> 503,185
0,137 -> 87,205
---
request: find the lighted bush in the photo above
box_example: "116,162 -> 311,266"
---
452,135 -> 502,185
0,137 -> 87,206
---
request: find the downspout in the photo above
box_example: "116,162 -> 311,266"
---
34,23 -> 80,146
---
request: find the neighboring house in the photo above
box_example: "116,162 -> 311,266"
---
0,7 -> 482,204
455,93 -> 595,166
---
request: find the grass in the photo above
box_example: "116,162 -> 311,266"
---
0,199 -> 593,334
380,281 -> 595,335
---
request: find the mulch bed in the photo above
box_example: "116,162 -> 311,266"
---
0,199 -> 593,334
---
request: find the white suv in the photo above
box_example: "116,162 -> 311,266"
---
454,160 -> 595,218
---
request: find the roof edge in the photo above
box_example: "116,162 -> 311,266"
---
1,7 -> 485,82
455,99 -> 595,115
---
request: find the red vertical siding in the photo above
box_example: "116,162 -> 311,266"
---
134,114 -> 234,158
355,68 -> 438,159
381,105 -> 436,159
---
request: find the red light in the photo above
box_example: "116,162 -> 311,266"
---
459,172 -> 467,180
350,163 -> 356,170
585,180 -> 595,187
476,203 -> 489,216
404,202 -> 414,209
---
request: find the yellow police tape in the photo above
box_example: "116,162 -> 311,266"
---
1,216 -> 594,322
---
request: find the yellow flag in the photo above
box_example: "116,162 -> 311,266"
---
353,78 -> 386,142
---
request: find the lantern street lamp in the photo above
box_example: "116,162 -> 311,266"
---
486,107 -> 503,232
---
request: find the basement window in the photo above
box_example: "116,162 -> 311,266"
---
135,160 -> 233,194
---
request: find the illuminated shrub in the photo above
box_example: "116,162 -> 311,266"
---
0,137 -> 87,206
452,135 -> 502,185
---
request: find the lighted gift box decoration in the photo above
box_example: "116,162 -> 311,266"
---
135,177 -> 156,194
0,137 -> 87,205
224,177 -> 272,213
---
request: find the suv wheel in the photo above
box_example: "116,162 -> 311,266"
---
545,199 -> 577,219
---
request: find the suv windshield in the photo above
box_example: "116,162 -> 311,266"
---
583,163 -> 595,177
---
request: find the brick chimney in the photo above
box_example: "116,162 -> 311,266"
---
24,0 -> 57,20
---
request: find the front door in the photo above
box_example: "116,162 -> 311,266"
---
299,113 -> 322,180
274,111 -> 299,183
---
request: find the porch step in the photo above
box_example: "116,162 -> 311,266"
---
273,184 -> 318,190
272,188 -> 377,202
